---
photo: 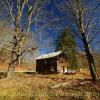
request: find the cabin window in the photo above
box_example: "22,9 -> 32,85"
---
45,60 -> 47,64
51,66 -> 54,72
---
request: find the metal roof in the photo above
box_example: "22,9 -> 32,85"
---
36,51 -> 62,60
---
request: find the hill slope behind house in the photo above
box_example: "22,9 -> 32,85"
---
77,52 -> 100,70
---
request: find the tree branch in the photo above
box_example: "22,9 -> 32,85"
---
85,2 -> 100,31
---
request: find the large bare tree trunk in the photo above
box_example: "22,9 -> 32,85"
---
7,63 -> 15,79
1,0 -> 40,79
7,48 -> 16,79
81,33 -> 99,81
7,0 -> 21,79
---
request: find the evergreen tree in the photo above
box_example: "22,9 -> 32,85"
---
56,28 -> 78,70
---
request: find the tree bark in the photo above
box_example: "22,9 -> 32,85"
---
7,63 -> 15,79
7,48 -> 16,79
81,33 -> 99,81
7,35 -> 17,79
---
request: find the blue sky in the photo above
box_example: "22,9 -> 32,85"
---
0,0 -> 100,55
33,0 -> 100,54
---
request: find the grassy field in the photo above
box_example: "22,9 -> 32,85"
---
0,69 -> 100,100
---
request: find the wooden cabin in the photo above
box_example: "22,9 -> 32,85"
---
36,51 -> 62,74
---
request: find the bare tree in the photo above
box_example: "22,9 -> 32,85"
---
0,0 -> 45,79
54,0 -> 100,81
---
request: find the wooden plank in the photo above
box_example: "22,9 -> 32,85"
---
51,81 -> 72,89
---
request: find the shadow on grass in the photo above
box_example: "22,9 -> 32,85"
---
0,72 -> 7,79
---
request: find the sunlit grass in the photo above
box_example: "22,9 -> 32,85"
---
0,69 -> 100,100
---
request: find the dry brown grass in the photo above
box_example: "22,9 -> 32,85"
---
0,70 -> 100,100
0,63 -> 33,72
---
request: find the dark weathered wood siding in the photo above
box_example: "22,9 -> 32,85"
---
36,57 -> 57,74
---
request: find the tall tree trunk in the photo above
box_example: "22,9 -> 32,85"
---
7,4 -> 21,79
81,33 -> 99,81
7,63 -> 15,79
7,49 -> 16,79
7,35 -> 18,79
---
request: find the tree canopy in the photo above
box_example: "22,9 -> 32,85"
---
56,28 -> 78,70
